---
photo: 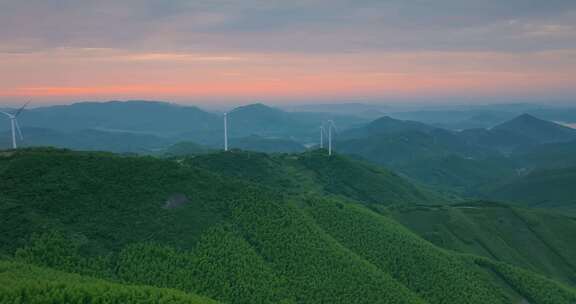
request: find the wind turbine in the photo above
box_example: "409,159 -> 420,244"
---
1,101 -> 29,149
327,120 -> 337,156
320,125 -> 326,149
224,112 -> 229,151
223,107 -> 240,151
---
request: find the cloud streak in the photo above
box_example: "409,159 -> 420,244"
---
1,0 -> 576,52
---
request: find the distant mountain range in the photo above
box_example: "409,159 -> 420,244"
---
387,105 -> 576,130
0,101 -> 368,151
333,113 -> 576,202
0,127 -> 173,154
336,116 -> 486,166
338,113 -> 576,158
3,100 -> 576,211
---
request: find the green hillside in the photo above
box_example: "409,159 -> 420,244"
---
0,259 -> 218,304
512,140 -> 576,169
337,128 -> 489,168
397,155 -> 517,194
486,167 -> 576,213
185,149 -> 445,205
163,141 -> 215,157
229,135 -> 306,153
388,202 -> 576,284
1,148 -> 575,303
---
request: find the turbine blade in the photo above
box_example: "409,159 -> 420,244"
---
328,120 -> 338,133
15,100 -> 31,117
14,119 -> 24,140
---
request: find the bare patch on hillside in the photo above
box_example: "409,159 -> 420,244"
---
163,193 -> 190,209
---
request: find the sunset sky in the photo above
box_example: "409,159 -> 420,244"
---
1,0 -> 576,106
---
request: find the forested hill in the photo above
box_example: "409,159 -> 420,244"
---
1,148 -> 575,304
184,149 -> 447,205
0,260 -> 220,304
486,166 -> 576,213
389,201 -> 576,284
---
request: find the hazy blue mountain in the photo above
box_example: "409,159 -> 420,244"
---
226,103 -> 368,142
492,114 -> 576,144
387,110 -> 514,128
527,108 -> 576,125
387,105 -> 576,130
12,101 -> 221,137
340,116 -> 436,139
3,101 -> 367,149
226,103 -> 297,137
434,112 -> 516,130
336,117 -> 486,167
457,114 -> 576,154
0,127 -> 172,153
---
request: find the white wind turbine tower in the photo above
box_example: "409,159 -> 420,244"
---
223,107 -> 240,151
1,101 -> 29,149
327,120 -> 337,156
224,112 -> 229,151
320,125 -> 326,149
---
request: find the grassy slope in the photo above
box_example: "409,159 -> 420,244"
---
388,202 -> 576,284
1,148 -> 575,303
0,259 -> 218,304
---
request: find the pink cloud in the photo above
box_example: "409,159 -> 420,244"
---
1,48 -> 575,104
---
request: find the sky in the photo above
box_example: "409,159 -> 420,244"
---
1,0 -> 576,106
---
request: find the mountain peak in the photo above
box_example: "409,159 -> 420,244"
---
230,103 -> 287,121
514,113 -> 541,122
493,113 -> 576,144
497,113 -> 561,129
367,116 -> 435,133
234,103 -> 277,112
